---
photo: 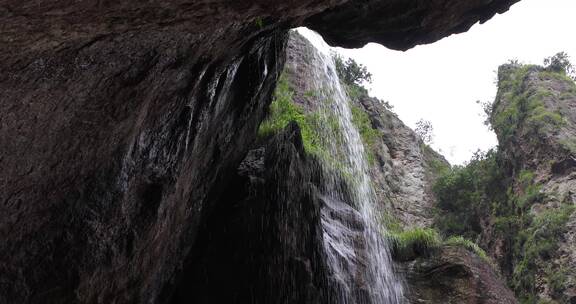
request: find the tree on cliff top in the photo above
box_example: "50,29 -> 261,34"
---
334,54 -> 372,86
544,51 -> 576,80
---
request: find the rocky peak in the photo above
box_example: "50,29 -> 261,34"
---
489,62 -> 576,302
493,63 -> 576,175
434,61 -> 576,303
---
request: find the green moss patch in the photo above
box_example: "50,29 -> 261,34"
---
258,74 -> 322,154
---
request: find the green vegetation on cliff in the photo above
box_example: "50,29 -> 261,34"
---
492,65 -> 565,145
259,74 -> 348,162
383,226 -> 491,264
432,149 -> 509,240
513,204 -> 575,302
543,51 -> 576,81
385,227 -> 441,259
258,69 -> 378,197
433,65 -> 576,300
492,53 -> 576,154
486,57 -> 576,303
443,236 -> 489,261
422,143 -> 451,176
431,143 -> 576,303
334,54 -> 372,87
259,56 -> 383,166
258,74 -> 324,155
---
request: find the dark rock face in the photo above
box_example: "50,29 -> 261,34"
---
307,0 -> 521,50
0,30 -> 288,303
0,0 -> 519,55
170,123 -> 332,304
0,0 -> 521,303
403,247 -> 517,304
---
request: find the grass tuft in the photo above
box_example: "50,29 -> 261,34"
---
258,74 -> 323,156
385,227 -> 494,266
443,236 -> 489,262
385,228 -> 441,261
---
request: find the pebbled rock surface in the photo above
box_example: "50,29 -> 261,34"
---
1,0 -> 520,303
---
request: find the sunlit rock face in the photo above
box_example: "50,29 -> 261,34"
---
0,0 -> 520,303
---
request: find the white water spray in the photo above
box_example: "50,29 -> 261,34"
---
293,28 -> 405,303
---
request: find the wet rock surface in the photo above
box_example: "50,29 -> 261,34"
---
170,123 -> 332,304
0,30 -> 288,303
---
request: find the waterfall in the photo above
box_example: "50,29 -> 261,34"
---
292,28 -> 405,304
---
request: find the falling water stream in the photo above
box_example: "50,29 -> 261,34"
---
293,29 -> 405,304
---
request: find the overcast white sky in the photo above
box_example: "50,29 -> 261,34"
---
304,0 -> 576,164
